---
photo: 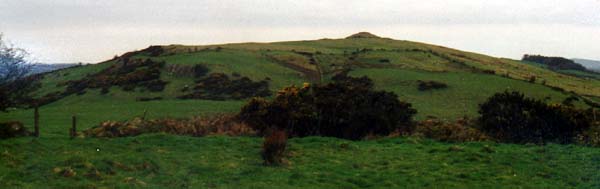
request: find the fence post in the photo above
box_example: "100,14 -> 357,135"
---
71,115 -> 77,139
34,106 -> 39,137
594,108 -> 597,122
142,110 -> 148,120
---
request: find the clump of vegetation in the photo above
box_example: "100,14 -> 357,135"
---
140,46 -> 165,57
240,74 -> 417,140
64,59 -> 167,93
414,118 -> 488,142
478,91 -> 592,144
136,97 -> 163,102
0,75 -> 41,109
528,76 -> 536,83
193,64 -> 210,78
30,59 -> 170,106
0,121 -> 29,139
522,54 -> 587,71
179,73 -> 270,100
261,130 -> 288,166
417,80 -> 448,91
84,114 -> 255,138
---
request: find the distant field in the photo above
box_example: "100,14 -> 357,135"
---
349,68 -> 586,120
0,95 -> 243,137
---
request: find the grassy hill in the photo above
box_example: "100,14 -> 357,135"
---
1,32 -> 600,188
3,33 -> 599,130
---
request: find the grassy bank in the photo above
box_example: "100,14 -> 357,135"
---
1,135 -> 599,188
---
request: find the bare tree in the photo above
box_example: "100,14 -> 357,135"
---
0,34 -> 35,111
0,33 -> 33,85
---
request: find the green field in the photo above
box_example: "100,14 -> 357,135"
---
2,34 -> 600,188
2,135 -> 599,188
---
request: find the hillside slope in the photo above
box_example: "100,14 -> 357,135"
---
2,32 -> 600,135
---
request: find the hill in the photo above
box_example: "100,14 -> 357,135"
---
522,54 -> 587,71
573,58 -> 600,72
2,32 -> 600,188
2,32 -> 599,136
30,63 -> 78,75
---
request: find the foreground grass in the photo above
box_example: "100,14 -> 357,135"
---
1,135 -> 599,188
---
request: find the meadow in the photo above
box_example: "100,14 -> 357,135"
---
2,135 -> 600,188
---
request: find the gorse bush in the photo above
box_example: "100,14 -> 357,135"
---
478,91 -> 592,144
179,73 -> 270,100
414,118 -> 489,142
239,74 -> 417,140
261,130 -> 287,165
417,80 -> 448,91
84,114 -> 255,138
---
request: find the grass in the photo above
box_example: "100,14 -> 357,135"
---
1,135 -> 599,188
0,92 -> 244,137
349,68 -> 586,120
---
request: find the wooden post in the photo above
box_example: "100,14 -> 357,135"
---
142,110 -> 148,120
70,115 -> 77,139
34,106 -> 39,137
594,109 -> 597,122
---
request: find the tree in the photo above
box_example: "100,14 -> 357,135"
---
0,34 -> 32,85
0,34 -> 35,111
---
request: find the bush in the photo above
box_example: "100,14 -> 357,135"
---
179,73 -> 270,100
193,64 -> 210,78
84,114 -> 255,138
577,124 -> 600,147
417,80 -> 448,91
261,130 -> 287,165
136,97 -> 163,102
240,75 -> 417,140
414,118 -> 488,142
0,121 -> 29,139
478,91 -> 591,144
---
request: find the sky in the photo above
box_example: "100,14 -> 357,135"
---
1,0 -> 599,63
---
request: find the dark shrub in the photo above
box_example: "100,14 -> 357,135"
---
379,59 -> 390,63
84,115 -> 255,138
100,87 -> 110,94
417,80 -> 448,91
142,46 -> 165,57
193,64 -> 210,78
141,80 -> 168,92
240,75 -> 417,140
562,96 -> 579,107
478,91 -> 591,144
482,70 -> 495,74
136,97 -> 163,102
0,121 -> 29,139
528,76 -> 536,83
261,130 -> 287,165
179,73 -> 270,100
414,118 -> 488,142
0,75 -> 41,111
61,59 -> 167,99
577,122 -> 600,147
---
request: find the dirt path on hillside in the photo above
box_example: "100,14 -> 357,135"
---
265,54 -> 322,84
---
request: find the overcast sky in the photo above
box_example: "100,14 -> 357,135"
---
1,0 -> 599,63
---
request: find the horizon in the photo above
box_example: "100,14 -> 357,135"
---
1,0 -> 600,63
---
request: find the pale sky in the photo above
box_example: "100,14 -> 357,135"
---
1,0 -> 599,63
